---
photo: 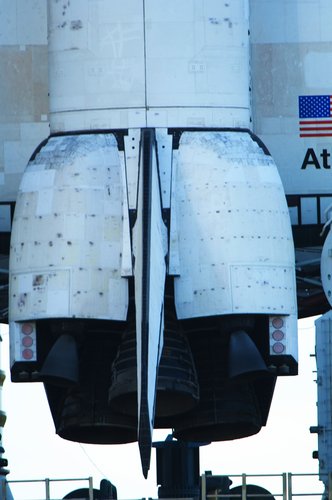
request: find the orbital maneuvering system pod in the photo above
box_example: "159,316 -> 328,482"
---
8,0 -> 298,478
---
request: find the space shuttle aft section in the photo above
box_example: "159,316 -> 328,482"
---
8,0 -> 298,477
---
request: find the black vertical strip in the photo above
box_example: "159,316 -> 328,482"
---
139,128 -> 154,478
298,197 -> 302,226
141,128 -> 153,389
317,196 -> 321,225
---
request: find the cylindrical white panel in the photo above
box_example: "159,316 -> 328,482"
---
9,134 -> 129,322
48,0 -> 250,131
170,131 -> 297,318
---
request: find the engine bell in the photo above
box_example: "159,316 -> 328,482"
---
173,378 -> 262,442
44,324 -> 137,445
172,318 -> 263,442
55,385 -> 137,445
109,327 -> 199,419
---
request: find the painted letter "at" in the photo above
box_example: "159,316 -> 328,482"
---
301,148 -> 331,169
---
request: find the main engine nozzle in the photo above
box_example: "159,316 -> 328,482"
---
108,328 -> 199,419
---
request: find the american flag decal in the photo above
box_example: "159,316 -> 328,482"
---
299,95 -> 332,137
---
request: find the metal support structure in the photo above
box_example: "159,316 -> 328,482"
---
201,473 -> 206,500
89,476 -> 94,500
0,335 -> 12,500
241,473 -> 247,500
282,473 -> 287,500
199,471 -> 324,500
8,476 -> 95,499
44,478 -> 50,500
288,473 -> 293,500
4,471 -> 325,499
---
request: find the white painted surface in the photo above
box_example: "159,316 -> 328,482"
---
0,0 -> 49,203
170,131 -> 297,318
2,0 -> 332,202
0,0 -> 47,46
48,0 -> 250,131
9,134 -> 129,322
250,0 -> 332,195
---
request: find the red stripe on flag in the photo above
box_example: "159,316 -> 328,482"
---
300,133 -> 332,137
300,127 -> 332,131
299,120 -> 332,125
